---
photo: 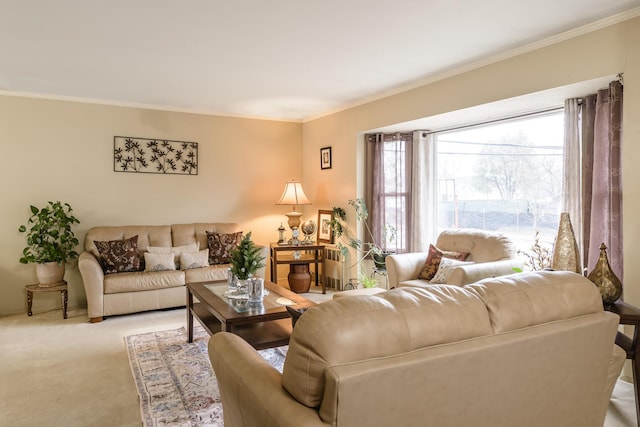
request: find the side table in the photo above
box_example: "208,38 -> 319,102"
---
25,281 -> 68,319
605,300 -> 640,427
270,243 -> 325,294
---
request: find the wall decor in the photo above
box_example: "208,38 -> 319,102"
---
320,146 -> 332,170
317,210 -> 333,243
114,136 -> 198,175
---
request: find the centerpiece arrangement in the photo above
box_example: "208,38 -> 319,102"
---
228,232 -> 266,303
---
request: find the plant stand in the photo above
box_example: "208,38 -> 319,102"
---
25,281 -> 68,319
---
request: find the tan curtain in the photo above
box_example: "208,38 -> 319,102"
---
410,131 -> 435,251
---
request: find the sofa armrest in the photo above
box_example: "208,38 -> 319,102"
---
78,251 -> 105,322
208,333 -> 327,427
386,252 -> 428,289
448,259 -> 523,286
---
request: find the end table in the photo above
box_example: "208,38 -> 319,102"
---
25,281 -> 68,319
605,300 -> 640,427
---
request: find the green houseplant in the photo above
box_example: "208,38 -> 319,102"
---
18,201 -> 80,285
330,198 -> 396,270
229,232 -> 265,280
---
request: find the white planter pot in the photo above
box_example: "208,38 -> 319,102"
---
36,262 -> 65,286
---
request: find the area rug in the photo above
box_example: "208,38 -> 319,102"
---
125,326 -> 287,427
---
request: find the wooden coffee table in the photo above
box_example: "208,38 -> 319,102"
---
186,279 -> 315,349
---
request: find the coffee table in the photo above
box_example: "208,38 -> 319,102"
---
186,279 -> 315,349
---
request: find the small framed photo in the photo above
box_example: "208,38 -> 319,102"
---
317,210 -> 334,243
320,146 -> 332,170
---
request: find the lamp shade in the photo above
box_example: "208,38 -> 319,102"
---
276,181 -> 311,207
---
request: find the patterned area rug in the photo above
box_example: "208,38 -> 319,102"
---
125,326 -> 287,427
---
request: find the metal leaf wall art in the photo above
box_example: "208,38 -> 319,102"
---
114,136 -> 198,175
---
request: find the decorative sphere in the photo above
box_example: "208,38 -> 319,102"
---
301,220 -> 317,237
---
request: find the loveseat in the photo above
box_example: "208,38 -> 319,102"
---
78,223 -> 267,322
209,271 -> 624,427
387,228 -> 523,288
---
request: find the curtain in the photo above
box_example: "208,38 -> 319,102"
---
364,132 -> 412,253
565,80 -> 623,279
410,131 -> 435,251
584,81 -> 623,279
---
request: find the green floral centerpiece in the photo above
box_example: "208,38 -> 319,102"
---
229,232 -> 265,280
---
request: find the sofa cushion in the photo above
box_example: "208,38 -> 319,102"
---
465,270 -> 604,333
184,264 -> 229,283
143,252 -> 176,272
206,231 -> 242,265
171,223 -> 241,253
180,249 -> 209,270
103,269 -> 185,293
282,285 -> 492,408
418,244 -> 468,280
85,225 -> 173,258
430,258 -> 473,284
148,242 -> 199,269
94,235 -> 142,274
436,229 -> 514,263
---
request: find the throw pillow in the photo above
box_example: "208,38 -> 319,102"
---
418,244 -> 469,281
179,249 -> 209,270
429,258 -> 473,284
148,242 -> 199,269
206,231 -> 243,265
143,252 -> 176,272
94,235 -> 142,274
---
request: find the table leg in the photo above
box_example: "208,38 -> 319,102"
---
187,289 -> 194,343
62,289 -> 68,319
632,325 -> 640,427
27,290 -> 33,316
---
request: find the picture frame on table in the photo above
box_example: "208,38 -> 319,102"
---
317,210 -> 333,243
320,146 -> 332,170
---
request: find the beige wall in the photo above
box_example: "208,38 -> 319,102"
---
303,17 -> 640,302
0,96 -> 302,315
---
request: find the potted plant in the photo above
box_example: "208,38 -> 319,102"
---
330,198 -> 396,270
18,201 -> 80,285
229,232 -> 265,281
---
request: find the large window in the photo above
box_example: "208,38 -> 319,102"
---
435,111 -> 564,252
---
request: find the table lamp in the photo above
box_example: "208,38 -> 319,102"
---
276,180 -> 311,243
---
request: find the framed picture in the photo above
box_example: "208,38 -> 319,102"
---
320,146 -> 332,170
317,210 -> 334,243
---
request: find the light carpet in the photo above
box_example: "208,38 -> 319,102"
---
126,325 -> 287,427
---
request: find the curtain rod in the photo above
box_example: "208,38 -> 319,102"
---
419,106 -> 564,136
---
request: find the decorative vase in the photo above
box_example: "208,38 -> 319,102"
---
551,212 -> 581,274
36,262 -> 65,286
288,264 -> 311,293
372,252 -> 392,271
587,243 -> 623,306
248,277 -> 264,305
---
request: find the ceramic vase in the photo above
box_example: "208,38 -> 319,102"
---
587,243 -> 623,306
551,213 -> 581,274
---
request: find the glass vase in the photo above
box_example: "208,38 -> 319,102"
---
551,212 -> 581,274
587,243 -> 622,306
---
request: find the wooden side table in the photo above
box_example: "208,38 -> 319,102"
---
270,243 -> 325,294
605,300 -> 640,427
25,281 -> 68,319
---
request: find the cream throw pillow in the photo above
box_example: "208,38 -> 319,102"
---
144,252 -> 176,272
148,242 -> 199,269
180,249 -> 210,270
429,258 -> 473,284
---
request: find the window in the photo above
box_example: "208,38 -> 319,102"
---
435,112 -> 564,254
368,111 -> 565,259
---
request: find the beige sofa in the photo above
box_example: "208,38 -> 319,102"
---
209,271 -> 624,427
78,223 -> 267,322
387,228 -> 523,288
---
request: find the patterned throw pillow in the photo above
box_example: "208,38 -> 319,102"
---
179,249 -> 210,270
94,235 -> 142,274
418,244 -> 469,281
143,252 -> 176,272
429,258 -> 473,284
206,231 -> 243,265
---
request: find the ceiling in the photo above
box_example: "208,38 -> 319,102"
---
1,0 -> 639,122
